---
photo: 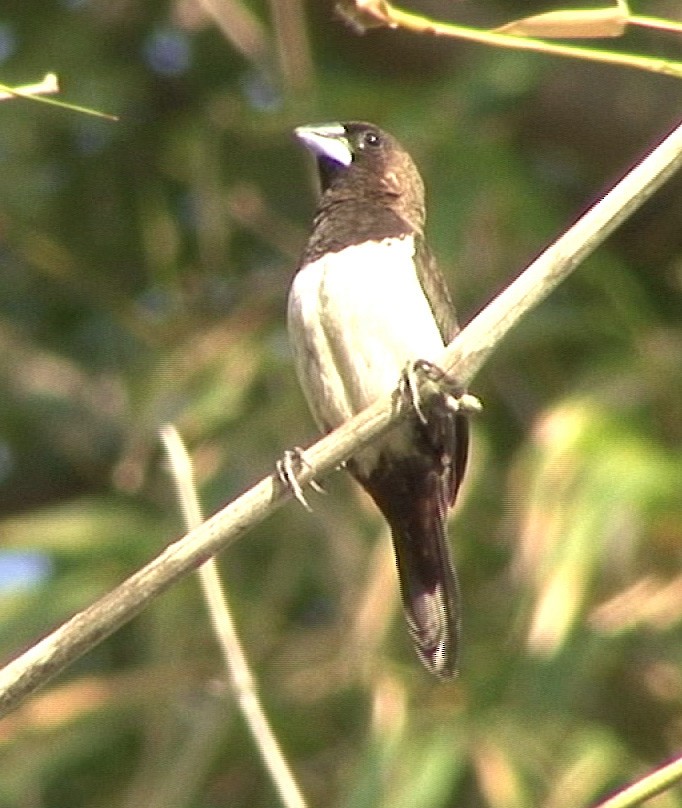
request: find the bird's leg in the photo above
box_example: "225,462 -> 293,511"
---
276,447 -> 325,512
398,361 -> 429,424
399,359 -> 482,425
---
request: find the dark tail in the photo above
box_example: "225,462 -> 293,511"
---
355,456 -> 461,678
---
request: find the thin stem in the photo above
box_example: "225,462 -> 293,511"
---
350,1 -> 682,78
160,425 -> 307,808
594,754 -> 682,808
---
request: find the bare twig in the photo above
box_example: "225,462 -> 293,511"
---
338,0 -> 682,78
0,117 -> 681,719
160,426 -> 307,808
440,118 -> 682,383
595,753 -> 682,808
0,73 -> 118,119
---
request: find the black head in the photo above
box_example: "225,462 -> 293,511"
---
294,121 -> 426,239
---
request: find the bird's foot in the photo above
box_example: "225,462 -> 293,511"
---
399,360 -> 482,425
276,447 -> 325,512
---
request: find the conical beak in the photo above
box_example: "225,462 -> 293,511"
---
294,124 -> 353,167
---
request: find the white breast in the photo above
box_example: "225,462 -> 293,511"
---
287,236 -> 445,433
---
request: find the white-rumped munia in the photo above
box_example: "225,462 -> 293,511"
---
288,122 -> 469,677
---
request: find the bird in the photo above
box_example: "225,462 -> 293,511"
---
288,121 -> 469,678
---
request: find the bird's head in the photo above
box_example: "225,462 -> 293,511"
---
294,121 -> 425,233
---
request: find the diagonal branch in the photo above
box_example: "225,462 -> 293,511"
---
0,117 -> 681,719
595,752 -> 682,808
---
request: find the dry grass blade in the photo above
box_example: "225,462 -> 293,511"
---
0,73 -> 59,101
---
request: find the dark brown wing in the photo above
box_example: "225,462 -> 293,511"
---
413,237 -> 469,504
414,237 -> 459,344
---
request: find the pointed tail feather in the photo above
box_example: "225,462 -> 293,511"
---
390,487 -> 461,677
355,457 -> 461,677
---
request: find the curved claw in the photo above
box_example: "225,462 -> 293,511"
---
399,360 -> 482,424
276,448 -> 324,512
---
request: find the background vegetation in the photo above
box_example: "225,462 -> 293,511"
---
0,0 -> 680,806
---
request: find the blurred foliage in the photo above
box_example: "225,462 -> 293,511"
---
0,0 -> 681,806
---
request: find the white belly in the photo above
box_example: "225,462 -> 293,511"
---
288,236 -> 445,433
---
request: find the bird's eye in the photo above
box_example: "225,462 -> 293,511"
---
362,131 -> 381,148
